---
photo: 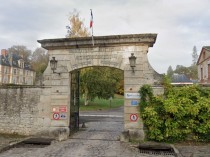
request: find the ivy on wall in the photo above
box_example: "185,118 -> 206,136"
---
139,84 -> 210,142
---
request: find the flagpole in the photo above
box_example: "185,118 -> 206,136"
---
90,9 -> 94,46
92,26 -> 94,46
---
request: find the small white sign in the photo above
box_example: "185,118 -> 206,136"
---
125,93 -> 140,99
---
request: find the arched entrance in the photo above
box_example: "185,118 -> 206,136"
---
38,34 -> 162,141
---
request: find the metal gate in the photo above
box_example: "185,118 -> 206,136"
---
69,70 -> 80,132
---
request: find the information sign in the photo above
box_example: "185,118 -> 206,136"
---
131,100 -> 138,106
59,106 -> 67,112
60,113 -> 67,120
125,93 -> 140,99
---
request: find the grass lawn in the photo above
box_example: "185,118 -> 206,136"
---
79,94 -> 124,111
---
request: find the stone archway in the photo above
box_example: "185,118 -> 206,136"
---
38,34 -> 162,141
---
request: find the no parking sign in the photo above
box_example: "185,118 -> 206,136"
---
130,114 -> 138,122
53,113 -> 60,120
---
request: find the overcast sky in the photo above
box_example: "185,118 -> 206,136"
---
0,0 -> 209,73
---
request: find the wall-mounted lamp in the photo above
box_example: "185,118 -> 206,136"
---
50,57 -> 60,75
129,53 -> 136,73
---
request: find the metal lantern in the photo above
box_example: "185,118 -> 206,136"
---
50,57 -> 58,73
129,53 -> 136,72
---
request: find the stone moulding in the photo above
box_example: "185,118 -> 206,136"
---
38,34 -> 157,50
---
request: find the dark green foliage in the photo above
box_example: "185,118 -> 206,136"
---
162,75 -> 172,96
139,84 -> 154,112
80,67 -> 123,104
139,84 -> 210,142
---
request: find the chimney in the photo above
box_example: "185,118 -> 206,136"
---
1,49 -> 7,57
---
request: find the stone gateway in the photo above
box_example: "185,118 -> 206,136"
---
0,34 -> 163,141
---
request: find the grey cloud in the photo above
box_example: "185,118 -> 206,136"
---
0,0 -> 210,73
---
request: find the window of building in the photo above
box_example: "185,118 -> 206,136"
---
13,61 -> 17,66
19,69 -> 23,75
19,77 -> 23,84
13,77 -> 16,84
13,69 -> 17,75
3,76 -> 8,83
23,77 -> 26,84
201,68 -> 203,80
4,67 -> 8,74
20,62 -> 24,68
4,67 -> 6,74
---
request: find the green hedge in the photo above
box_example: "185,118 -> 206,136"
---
139,84 -> 210,142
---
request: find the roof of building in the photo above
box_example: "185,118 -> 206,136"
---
171,74 -> 192,84
197,46 -> 210,65
203,46 -> 210,50
0,53 -> 33,70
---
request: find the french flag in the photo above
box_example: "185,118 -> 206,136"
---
90,9 -> 93,28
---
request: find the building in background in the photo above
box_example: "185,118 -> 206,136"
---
0,49 -> 36,85
171,74 -> 193,85
197,46 -> 210,84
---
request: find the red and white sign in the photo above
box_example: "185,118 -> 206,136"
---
130,114 -> 138,122
53,113 -> 60,120
59,106 -> 67,112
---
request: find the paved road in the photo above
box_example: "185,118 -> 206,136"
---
0,107 -> 175,157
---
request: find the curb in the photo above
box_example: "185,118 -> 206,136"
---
170,144 -> 183,157
0,136 -> 55,154
0,139 -> 25,154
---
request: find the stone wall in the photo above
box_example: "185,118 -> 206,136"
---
152,86 -> 164,95
0,86 -> 49,136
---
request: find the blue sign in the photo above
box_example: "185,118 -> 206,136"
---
60,113 -> 67,120
131,100 -> 138,106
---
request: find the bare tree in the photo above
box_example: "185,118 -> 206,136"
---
31,47 -> 49,79
8,45 -> 32,62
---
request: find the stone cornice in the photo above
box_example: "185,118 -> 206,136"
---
37,34 -> 157,50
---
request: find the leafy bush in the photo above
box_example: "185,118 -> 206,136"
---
139,84 -> 210,142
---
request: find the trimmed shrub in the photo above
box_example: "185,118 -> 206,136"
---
139,84 -> 210,142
